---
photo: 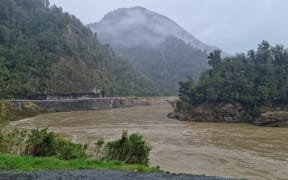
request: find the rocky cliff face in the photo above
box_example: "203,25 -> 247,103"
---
175,102 -> 252,123
254,111 -> 288,127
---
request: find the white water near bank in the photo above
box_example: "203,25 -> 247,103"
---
12,105 -> 288,180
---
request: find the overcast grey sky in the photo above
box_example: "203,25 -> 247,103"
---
49,0 -> 287,54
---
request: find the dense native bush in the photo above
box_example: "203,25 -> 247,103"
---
25,128 -> 58,157
1,126 -> 151,165
0,0 -> 159,98
178,41 -> 288,117
0,127 -> 87,161
54,138 -> 87,160
105,131 -> 151,165
0,127 -> 87,160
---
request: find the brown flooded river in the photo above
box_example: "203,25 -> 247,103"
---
12,105 -> 288,180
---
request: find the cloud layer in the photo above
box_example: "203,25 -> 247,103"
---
49,0 -> 288,54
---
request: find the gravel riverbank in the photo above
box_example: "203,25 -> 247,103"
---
0,170 -> 237,180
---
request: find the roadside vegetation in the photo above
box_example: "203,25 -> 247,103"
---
0,95 -> 155,172
0,114 -> 155,172
0,154 -> 159,172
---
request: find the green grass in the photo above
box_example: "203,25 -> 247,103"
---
0,154 -> 160,173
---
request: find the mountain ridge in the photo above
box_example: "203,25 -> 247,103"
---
88,6 -> 212,95
87,6 -> 217,52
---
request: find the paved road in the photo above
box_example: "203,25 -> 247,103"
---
0,170 -> 237,180
6,97 -> 124,102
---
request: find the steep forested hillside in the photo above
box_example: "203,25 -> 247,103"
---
115,37 -> 209,95
0,0 -> 159,98
88,7 -> 211,95
178,41 -> 288,115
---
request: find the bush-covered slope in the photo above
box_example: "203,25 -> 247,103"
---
115,37 -> 209,95
88,7 -> 211,95
178,41 -> 288,116
0,0 -> 159,98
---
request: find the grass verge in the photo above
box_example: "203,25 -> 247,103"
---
0,154 -> 160,173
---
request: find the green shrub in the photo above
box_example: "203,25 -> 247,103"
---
90,138 -> 105,160
24,128 -> 87,160
105,131 -> 151,165
1,127 -> 152,166
25,128 -> 57,157
96,138 -> 105,147
54,138 -> 87,160
0,128 -> 27,155
0,111 -> 8,124
176,100 -> 188,112
0,101 -> 15,123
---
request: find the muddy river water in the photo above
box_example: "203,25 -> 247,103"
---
12,105 -> 288,180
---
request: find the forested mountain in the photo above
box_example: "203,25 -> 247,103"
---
114,37 -> 209,94
178,41 -> 288,115
0,0 -> 159,98
88,7 -> 215,52
88,7 -> 212,95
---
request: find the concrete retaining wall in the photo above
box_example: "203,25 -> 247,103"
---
8,97 -> 171,112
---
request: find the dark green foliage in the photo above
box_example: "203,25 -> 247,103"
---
207,49 -> 221,69
0,101 -> 17,123
96,138 -> 105,147
178,41 -> 288,116
54,138 -> 87,160
0,132 -> 4,153
1,126 -> 153,164
25,128 -> 57,157
0,0 -> 159,98
0,127 -> 28,155
105,131 -> 151,165
24,128 -> 87,160
0,111 -> 8,124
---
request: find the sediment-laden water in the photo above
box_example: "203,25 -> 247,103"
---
12,105 -> 288,180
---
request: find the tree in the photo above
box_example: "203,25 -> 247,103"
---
208,49 -> 222,69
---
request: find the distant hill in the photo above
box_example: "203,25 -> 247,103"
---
113,37 -> 209,94
0,0 -> 159,98
88,7 -> 215,95
88,7 -> 215,52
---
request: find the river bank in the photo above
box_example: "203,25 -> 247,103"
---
168,102 -> 288,127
